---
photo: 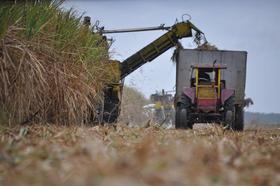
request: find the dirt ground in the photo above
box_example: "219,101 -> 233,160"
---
0,124 -> 279,186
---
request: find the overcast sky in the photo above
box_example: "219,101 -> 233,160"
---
64,0 -> 280,113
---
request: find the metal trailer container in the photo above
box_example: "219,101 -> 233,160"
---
176,49 -> 247,105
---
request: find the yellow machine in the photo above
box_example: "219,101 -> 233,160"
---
150,90 -> 175,124
88,17 -> 206,123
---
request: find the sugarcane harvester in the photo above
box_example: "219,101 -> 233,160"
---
92,18 -> 206,124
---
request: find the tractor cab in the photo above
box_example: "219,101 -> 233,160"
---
190,64 -> 227,112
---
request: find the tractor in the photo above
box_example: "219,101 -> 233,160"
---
176,63 -> 244,130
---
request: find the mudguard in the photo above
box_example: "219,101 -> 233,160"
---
221,89 -> 235,104
182,87 -> 196,104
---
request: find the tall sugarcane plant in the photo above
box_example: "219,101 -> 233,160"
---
0,1 -> 116,125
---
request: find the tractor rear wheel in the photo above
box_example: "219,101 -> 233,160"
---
225,110 -> 234,128
175,95 -> 193,129
180,108 -> 193,129
175,106 -> 182,129
224,96 -> 236,130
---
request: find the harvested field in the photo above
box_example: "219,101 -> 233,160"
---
0,124 -> 279,186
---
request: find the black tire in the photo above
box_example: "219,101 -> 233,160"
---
224,96 -> 235,130
175,106 -> 182,129
102,87 -> 120,124
180,108 -> 188,128
234,106 -> 244,131
225,110 -> 234,128
175,95 -> 193,129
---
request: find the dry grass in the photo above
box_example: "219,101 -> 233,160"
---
196,42 -> 218,50
0,124 -> 279,186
